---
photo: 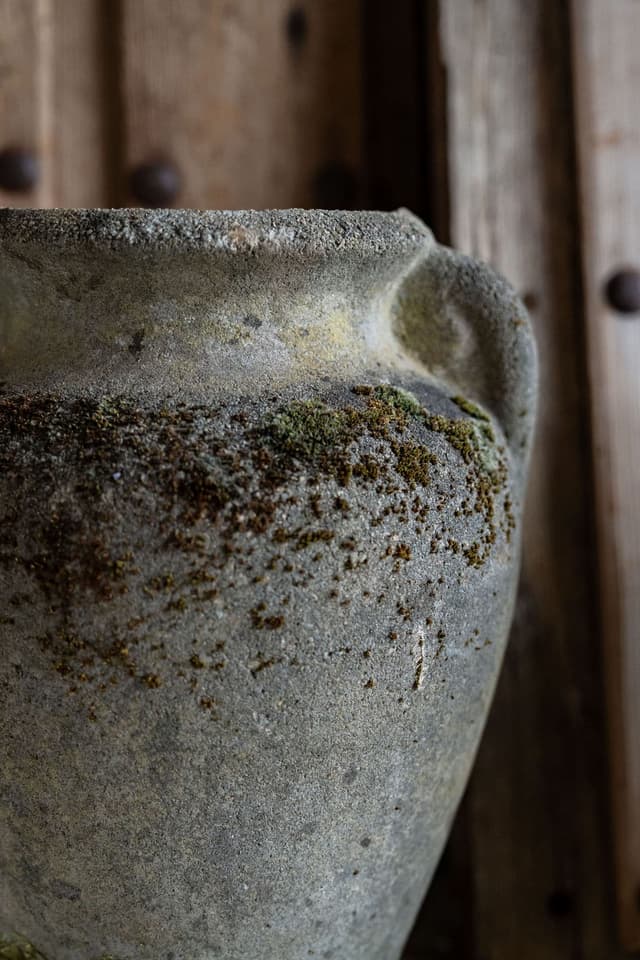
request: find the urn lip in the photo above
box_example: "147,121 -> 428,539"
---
0,206 -> 433,259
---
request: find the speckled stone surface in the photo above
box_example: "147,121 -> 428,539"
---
0,208 -> 537,960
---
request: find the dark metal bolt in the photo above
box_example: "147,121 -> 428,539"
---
605,268 -> 640,314
313,162 -> 358,210
546,890 -> 574,918
130,161 -> 181,208
286,6 -> 308,48
0,147 -> 39,192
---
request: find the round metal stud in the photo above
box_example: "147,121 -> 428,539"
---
286,6 -> 308,48
605,268 -> 640,315
0,147 -> 39,192
130,161 -> 181,208
313,162 -> 358,209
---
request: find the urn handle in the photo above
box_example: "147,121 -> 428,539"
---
394,240 -> 538,481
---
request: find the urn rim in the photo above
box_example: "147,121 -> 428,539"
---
0,206 -> 433,259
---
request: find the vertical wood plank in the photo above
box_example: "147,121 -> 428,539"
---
403,823 -> 474,959
433,1 -> 627,957
0,0 -> 53,206
49,0 -> 121,207
572,0 -> 640,948
120,0 -> 363,210
362,0 -> 428,218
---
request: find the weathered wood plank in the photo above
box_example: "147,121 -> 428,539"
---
362,0 -> 427,219
49,0 -> 119,207
119,0 -> 363,209
571,0 -> 640,948
424,1 -> 627,957
403,813 -> 474,959
0,0 -> 53,206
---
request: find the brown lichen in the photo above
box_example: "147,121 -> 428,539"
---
250,606 -> 286,630
0,380 -> 513,718
141,673 -> 163,689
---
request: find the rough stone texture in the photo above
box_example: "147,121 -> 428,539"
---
0,209 -> 537,960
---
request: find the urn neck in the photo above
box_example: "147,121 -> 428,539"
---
0,208 -> 433,398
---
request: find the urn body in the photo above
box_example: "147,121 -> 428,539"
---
0,209 -> 536,960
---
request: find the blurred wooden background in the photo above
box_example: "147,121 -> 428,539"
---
1,1 -> 639,957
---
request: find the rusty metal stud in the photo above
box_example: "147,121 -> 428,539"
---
313,162 -> 358,210
605,268 -> 640,315
130,161 -> 181,208
286,6 -> 308,48
546,890 -> 574,918
0,147 -> 39,192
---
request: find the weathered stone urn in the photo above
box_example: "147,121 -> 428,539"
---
0,208 -> 536,960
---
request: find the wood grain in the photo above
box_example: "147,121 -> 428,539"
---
416,1 -> 627,957
0,0 -> 53,206
49,0 -> 120,207
119,0 -> 363,209
571,0 -> 640,948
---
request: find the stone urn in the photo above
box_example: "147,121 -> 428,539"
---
0,208 -> 536,960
